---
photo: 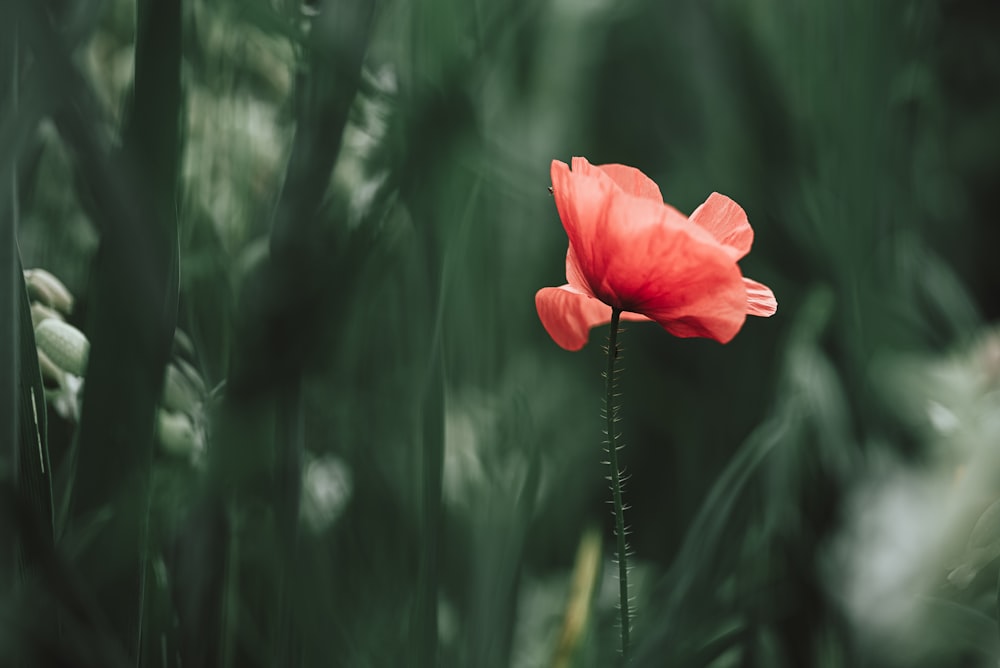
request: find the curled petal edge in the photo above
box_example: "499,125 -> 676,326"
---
689,192 -> 754,261
594,162 -> 663,202
565,246 -> 594,298
743,277 -> 777,317
536,285 -> 649,351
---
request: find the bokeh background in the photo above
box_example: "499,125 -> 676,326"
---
3,0 -> 1000,666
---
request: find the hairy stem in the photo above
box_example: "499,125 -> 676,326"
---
605,308 -> 630,659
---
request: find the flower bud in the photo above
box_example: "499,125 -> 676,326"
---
162,362 -> 205,415
171,329 -> 197,366
156,409 -> 205,461
34,319 -> 89,377
24,269 -> 74,315
30,303 -> 64,328
36,349 -> 66,389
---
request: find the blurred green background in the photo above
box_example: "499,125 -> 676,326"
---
3,0 -> 1000,666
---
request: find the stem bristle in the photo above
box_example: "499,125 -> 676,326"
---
603,309 -> 631,661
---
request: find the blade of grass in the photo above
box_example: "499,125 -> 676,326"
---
196,3 -> 375,666
43,0 -> 183,660
273,385 -> 304,668
14,258 -> 55,562
416,337 -> 444,668
0,480 -> 130,668
0,6 -> 20,614
392,63 -> 484,667
0,20 -> 55,662
634,289 -> 840,664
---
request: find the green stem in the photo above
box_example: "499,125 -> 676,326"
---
605,308 -> 630,660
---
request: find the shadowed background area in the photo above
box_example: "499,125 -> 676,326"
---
3,0 -> 1000,666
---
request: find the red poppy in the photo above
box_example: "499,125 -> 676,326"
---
536,157 -> 777,350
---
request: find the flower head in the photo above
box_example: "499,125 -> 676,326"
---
536,157 -> 777,350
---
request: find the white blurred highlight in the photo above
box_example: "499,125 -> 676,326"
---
300,454 -> 353,534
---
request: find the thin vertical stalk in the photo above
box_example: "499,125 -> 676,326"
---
416,333 -> 444,668
274,383 -> 303,668
605,308 -> 630,659
64,0 -> 181,658
1,8 -> 19,606
995,561 -> 1000,646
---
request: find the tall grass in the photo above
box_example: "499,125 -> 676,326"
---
3,0 -> 1000,666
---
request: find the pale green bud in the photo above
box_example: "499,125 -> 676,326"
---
162,362 -> 204,415
30,303 -> 64,328
156,409 -> 205,461
34,319 -> 89,377
24,268 -> 74,315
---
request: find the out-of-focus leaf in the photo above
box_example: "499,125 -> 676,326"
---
948,498 -> 1000,588
43,0 -> 183,660
1,14 -> 56,659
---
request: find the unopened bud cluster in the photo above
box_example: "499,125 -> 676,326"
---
25,268 -> 208,464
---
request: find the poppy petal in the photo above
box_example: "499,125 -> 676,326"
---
536,285 -> 649,351
595,189 -> 744,316
743,278 -> 778,317
551,159 -> 617,297
565,246 -> 594,297
689,192 -> 754,261
543,158 -> 775,348
650,310 -> 746,343
595,163 -> 663,202
554,159 -> 692,302
639,255 -> 749,343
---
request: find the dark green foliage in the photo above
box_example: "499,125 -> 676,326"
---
5,0 -> 1000,666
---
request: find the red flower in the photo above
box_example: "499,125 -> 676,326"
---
536,157 -> 777,350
